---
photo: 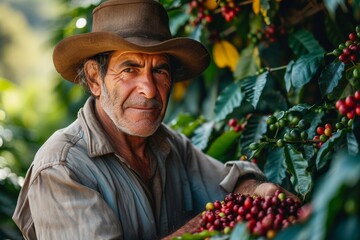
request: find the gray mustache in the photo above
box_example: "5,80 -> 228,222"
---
123,98 -> 162,109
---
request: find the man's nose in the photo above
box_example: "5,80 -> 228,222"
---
137,71 -> 157,99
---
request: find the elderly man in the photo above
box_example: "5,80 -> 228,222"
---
13,0 -> 297,239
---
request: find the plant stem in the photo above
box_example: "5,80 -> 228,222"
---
267,65 -> 288,72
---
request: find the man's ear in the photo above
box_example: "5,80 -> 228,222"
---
84,60 -> 102,97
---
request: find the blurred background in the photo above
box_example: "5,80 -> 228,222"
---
0,0 -> 89,238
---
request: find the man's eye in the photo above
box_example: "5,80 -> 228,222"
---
154,69 -> 167,75
123,68 -> 134,73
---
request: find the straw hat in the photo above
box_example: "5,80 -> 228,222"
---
53,0 -> 210,83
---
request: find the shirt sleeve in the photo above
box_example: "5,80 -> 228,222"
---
180,133 -> 267,201
13,164 -> 122,240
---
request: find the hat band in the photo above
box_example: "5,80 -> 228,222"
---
114,28 -> 171,41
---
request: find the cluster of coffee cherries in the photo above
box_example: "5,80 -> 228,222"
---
227,114 -> 251,133
191,191 -> 301,239
335,90 -> 360,119
220,3 -> 240,22
312,123 -> 333,149
188,1 -> 213,25
333,25 -> 360,65
187,0 -> 241,25
263,24 -> 286,43
248,24 -> 286,45
265,114 -> 310,148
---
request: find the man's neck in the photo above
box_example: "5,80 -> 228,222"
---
94,99 -> 152,181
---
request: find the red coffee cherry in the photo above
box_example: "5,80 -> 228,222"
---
316,126 -> 325,135
349,32 -> 358,41
354,90 -> 360,101
345,96 -> 357,107
355,105 -> 360,116
228,118 -> 237,127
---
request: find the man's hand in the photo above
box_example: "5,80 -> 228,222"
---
234,178 -> 300,201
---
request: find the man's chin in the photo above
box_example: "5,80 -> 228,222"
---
118,121 -> 161,137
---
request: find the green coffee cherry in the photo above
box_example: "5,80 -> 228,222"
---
290,116 -> 300,126
269,123 -> 278,131
278,119 -> 288,128
320,134 -> 328,142
339,43 -> 346,49
341,116 -> 348,125
290,129 -> 301,140
332,49 -> 343,56
276,139 -> 285,147
284,132 -> 293,141
336,122 -> 344,130
266,115 -> 277,125
297,119 -> 310,130
300,131 -> 308,140
344,198 -> 358,215
353,68 -> 360,79
356,25 -> 360,33
249,142 -> 260,150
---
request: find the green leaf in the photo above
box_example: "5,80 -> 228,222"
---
316,129 -> 348,170
304,110 -> 325,138
287,103 -> 314,113
288,30 -> 325,56
190,24 -> 203,42
284,145 -> 312,198
324,0 -> 347,17
274,223 -> 310,240
291,53 -> 324,89
182,120 -> 205,137
234,45 -> 260,80
325,77 -> 353,101
351,116 -> 360,146
264,147 -> 287,184
229,222 -> 250,240
347,131 -> 359,155
168,8 -> 190,35
274,111 -> 286,119
214,82 -> 243,121
170,115 -> 205,137
191,121 -> 214,150
333,216 -> 360,240
310,152 -> 360,240
241,72 -> 268,109
318,61 -> 345,96
256,90 -> 289,112
169,113 -> 196,130
240,115 -> 268,155
284,60 -> 295,92
206,130 -> 241,160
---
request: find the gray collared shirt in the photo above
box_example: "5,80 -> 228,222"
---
12,97 -> 265,240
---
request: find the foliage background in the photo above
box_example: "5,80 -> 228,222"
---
1,0 -> 360,239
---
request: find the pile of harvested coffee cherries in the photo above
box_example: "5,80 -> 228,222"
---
175,191 -> 302,239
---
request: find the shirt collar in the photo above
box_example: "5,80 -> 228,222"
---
78,96 -> 171,158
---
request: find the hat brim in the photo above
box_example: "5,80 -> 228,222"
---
53,32 -> 210,83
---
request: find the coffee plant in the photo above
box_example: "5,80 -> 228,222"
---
164,0 -> 360,239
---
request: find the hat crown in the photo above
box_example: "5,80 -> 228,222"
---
92,0 -> 172,43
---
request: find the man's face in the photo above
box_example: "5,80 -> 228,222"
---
97,51 -> 172,137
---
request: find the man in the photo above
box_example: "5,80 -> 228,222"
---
13,0 -> 298,239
